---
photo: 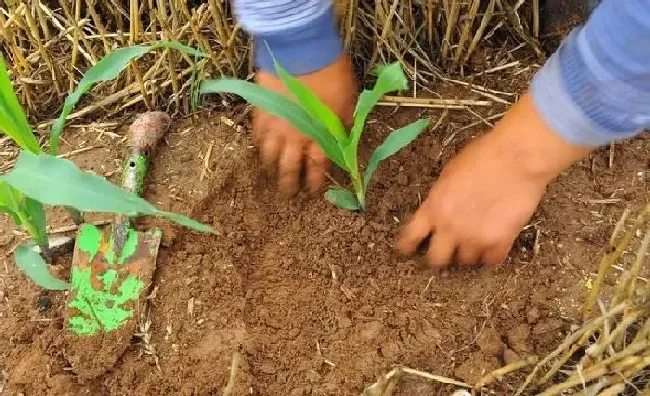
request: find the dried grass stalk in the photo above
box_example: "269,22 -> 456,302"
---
514,203 -> 650,395
1,0 -> 539,123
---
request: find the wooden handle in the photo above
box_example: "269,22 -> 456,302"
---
127,111 -> 171,155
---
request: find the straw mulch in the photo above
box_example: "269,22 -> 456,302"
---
0,0 -> 541,124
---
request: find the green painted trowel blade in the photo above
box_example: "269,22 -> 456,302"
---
65,223 -> 161,337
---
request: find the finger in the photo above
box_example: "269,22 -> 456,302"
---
251,110 -> 266,146
305,143 -> 328,194
426,232 -> 457,269
278,141 -> 303,196
396,202 -> 433,256
480,243 -> 511,266
261,133 -> 283,173
456,243 -> 482,267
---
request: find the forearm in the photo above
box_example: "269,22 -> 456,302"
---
531,0 -> 650,147
233,0 -> 343,75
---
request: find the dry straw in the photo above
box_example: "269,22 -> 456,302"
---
1,0 -> 541,125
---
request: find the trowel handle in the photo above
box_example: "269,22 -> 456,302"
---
121,112 -> 171,196
113,112 -> 171,254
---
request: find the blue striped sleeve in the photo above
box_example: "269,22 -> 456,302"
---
531,0 -> 650,147
233,0 -> 343,75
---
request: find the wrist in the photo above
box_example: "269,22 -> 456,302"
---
253,6 -> 344,75
492,92 -> 596,183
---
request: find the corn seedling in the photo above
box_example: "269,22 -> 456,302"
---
49,41 -> 206,155
0,44 -> 214,291
200,59 -> 430,211
0,53 -> 55,261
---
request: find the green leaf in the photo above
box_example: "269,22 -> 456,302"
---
325,187 -> 361,211
150,41 -> 206,58
200,78 -> 347,171
344,62 -> 409,176
15,244 -> 70,290
3,151 -> 216,234
50,41 -> 206,155
0,180 -> 21,211
0,206 -> 21,225
0,182 -> 48,243
0,54 -> 40,153
363,119 -> 430,190
351,62 -> 408,144
24,197 -> 48,245
0,180 -> 23,225
270,53 -> 347,143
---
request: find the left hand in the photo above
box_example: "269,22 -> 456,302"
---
396,92 -> 595,268
253,56 -> 357,196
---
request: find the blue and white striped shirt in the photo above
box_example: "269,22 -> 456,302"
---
234,0 -> 330,34
234,0 -> 650,148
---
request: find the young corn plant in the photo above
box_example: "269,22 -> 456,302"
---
200,60 -> 430,211
0,43 -> 214,291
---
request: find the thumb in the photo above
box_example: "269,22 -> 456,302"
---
396,201 -> 433,256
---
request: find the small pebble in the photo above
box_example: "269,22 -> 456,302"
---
396,173 -> 409,186
37,295 -> 52,312
503,348 -> 520,365
145,356 -> 157,366
526,307 -> 541,324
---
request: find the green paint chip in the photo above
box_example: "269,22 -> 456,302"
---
68,266 -> 144,336
78,224 -> 101,260
100,269 -> 118,290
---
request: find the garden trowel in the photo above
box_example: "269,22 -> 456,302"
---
63,111 -> 171,378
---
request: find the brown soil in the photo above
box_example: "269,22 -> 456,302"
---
1,71 -> 649,396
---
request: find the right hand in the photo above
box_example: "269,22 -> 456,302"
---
253,55 -> 357,196
396,92 -> 596,268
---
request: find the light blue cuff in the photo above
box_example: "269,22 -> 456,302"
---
254,6 -> 343,75
531,31 -> 631,147
531,0 -> 650,147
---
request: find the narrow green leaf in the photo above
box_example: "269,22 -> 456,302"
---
0,181 -> 47,242
24,198 -> 48,245
50,41 -> 206,155
0,207 -> 21,225
270,54 -> 347,143
363,119 -> 430,190
0,180 -> 21,211
350,62 -> 408,145
325,187 -> 361,211
0,54 -> 40,153
15,244 -> 70,290
3,151 -> 216,234
149,41 -> 206,58
200,78 -> 347,171
0,180 -> 22,225
344,62 -> 409,178
343,143 -> 359,181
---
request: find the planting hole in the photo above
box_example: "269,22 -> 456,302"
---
129,160 -> 136,168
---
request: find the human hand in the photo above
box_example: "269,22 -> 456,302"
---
253,55 -> 357,195
396,92 -> 595,268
